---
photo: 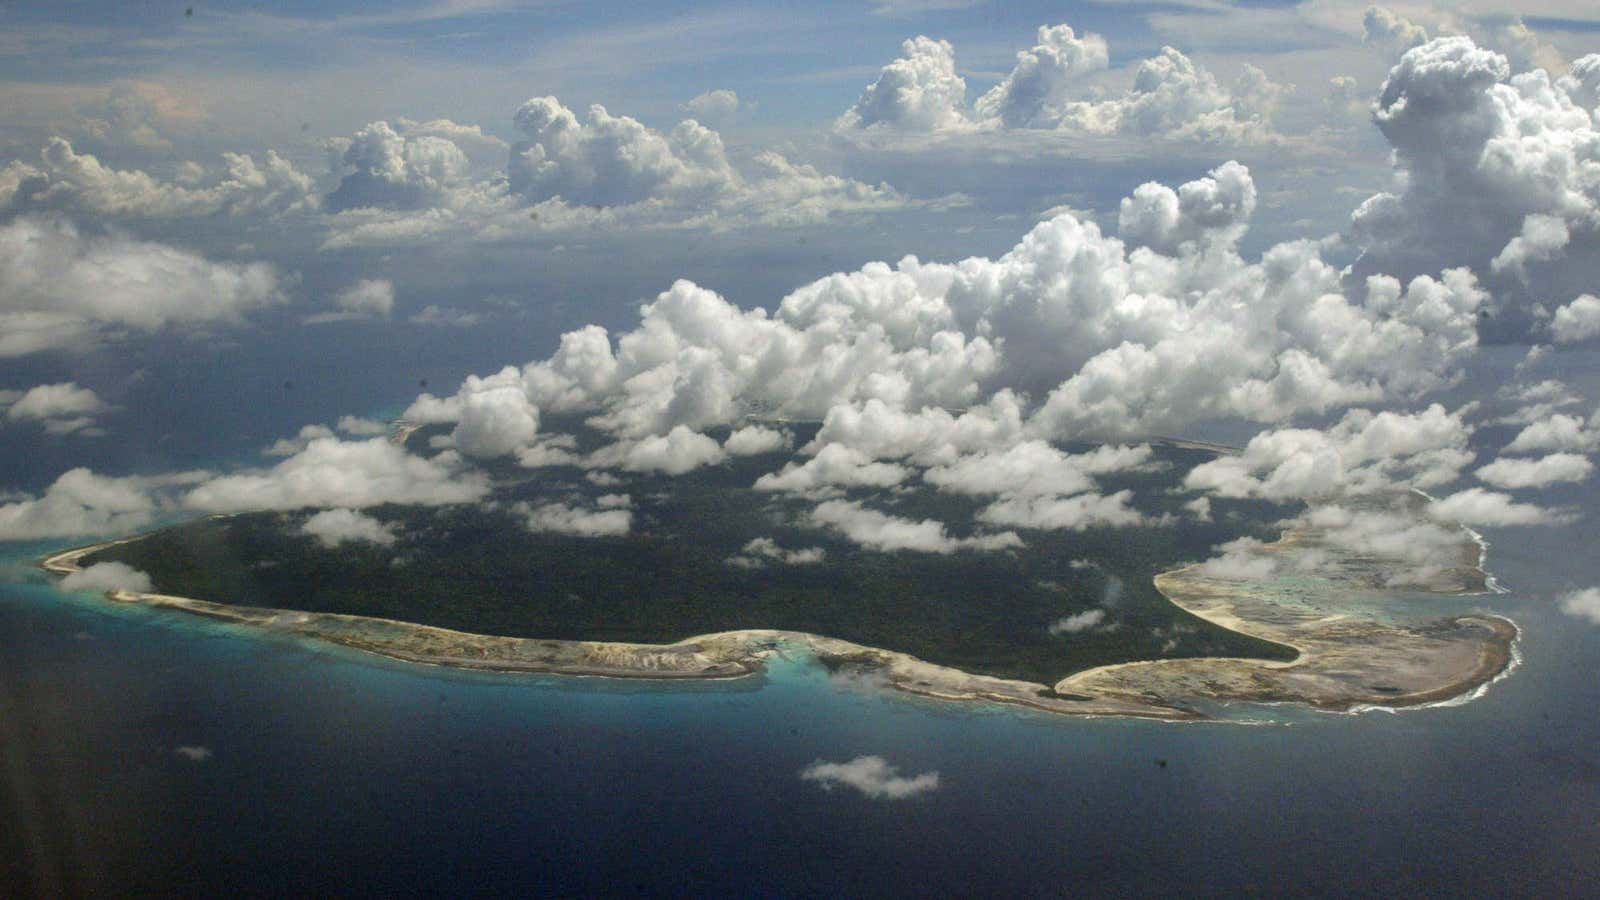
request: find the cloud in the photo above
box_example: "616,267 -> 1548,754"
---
1184,405 -> 1475,501
1559,587 -> 1600,624
173,746 -> 213,762
323,97 -> 918,248
299,508 -> 398,548
723,424 -> 791,456
1476,452 -> 1593,489
1349,36 -> 1600,340
59,561 -> 152,594
519,496 -> 632,536
1505,413 -> 1598,453
4,381 -> 108,435
725,537 -> 825,568
1551,295 -> 1600,344
409,304 -> 485,328
799,755 -> 939,799
305,278 -> 396,324
839,26 -> 1285,144
837,36 -> 972,133
682,89 -> 741,121
182,437 -> 488,512
0,215 -> 284,355
592,425 -> 728,475
451,377 -> 541,460
1048,608 -> 1105,634
1,138 -> 317,221
754,444 -> 910,495
1427,487 -> 1574,526
0,468 -> 198,540
809,499 -> 1022,554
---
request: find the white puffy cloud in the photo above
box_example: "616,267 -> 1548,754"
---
1350,37 -> 1600,339
336,416 -> 389,437
973,24 -> 1110,129
305,278 -> 396,325
977,490 -> 1146,531
0,215 -> 284,356
725,537 -> 825,568
1504,413 -> 1598,453
592,425 -> 727,476
1117,160 -> 1255,255
1,138 -> 317,221
837,36 -> 972,133
451,376 -> 540,460
323,98 -> 916,249
4,381 -> 107,435
1048,608 -> 1106,635
58,561 -> 152,594
519,497 -> 632,537
1427,487 -> 1573,526
1184,405 -> 1475,502
809,499 -> 1021,553
754,444 -> 909,495
1476,452 -> 1593,489
183,437 -> 488,512
723,425 -> 791,456
682,89 -> 741,121
840,26 -> 1284,144
1559,587 -> 1600,624
414,159 -> 1491,497
1363,6 -> 1430,54
0,468 -> 196,539
300,508 -> 398,548
799,756 -> 939,799
325,120 -> 473,212
1551,295 -> 1600,344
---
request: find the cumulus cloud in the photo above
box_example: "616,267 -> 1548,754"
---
1476,453 -> 1593,490
723,425 -> 791,456
0,215 -> 284,356
682,89 -> 741,121
1349,36 -> 1600,340
799,755 -> 939,799
324,97 -> 916,248
840,26 -> 1284,143
300,508 -> 398,548
1505,413 -> 1598,454
591,425 -> 728,476
1048,608 -> 1106,634
725,537 -> 825,568
838,36 -> 971,133
311,278 -> 395,324
1559,587 -> 1600,625
0,468 -> 201,540
1551,295 -> 1600,344
4,381 -> 107,435
1,138 -> 316,221
59,561 -> 152,594
1185,405 -> 1475,502
183,437 -> 488,512
1427,487 -> 1573,526
809,499 -> 1021,554
519,496 -> 632,537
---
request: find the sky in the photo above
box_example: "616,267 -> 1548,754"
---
3,1 -> 1600,622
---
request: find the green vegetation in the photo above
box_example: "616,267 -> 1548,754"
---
88,432 -> 1298,684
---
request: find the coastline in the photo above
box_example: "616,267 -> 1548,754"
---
37,500 -> 1519,723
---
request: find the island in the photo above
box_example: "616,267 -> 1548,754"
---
41,426 -> 1517,722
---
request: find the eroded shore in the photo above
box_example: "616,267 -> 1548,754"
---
40,495 -> 1517,722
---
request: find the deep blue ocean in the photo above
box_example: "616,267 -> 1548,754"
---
3,507 -> 1599,896
4,334 -> 1600,897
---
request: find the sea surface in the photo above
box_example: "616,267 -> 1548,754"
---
3,500 -> 1599,897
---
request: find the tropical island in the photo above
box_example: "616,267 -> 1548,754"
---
41,423 -> 1517,721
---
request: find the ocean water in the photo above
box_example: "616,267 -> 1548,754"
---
4,510 -> 1599,897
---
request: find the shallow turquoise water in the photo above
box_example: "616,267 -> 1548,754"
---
5,517 -> 1599,896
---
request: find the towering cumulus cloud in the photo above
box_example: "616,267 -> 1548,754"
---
1351,36 -> 1600,340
